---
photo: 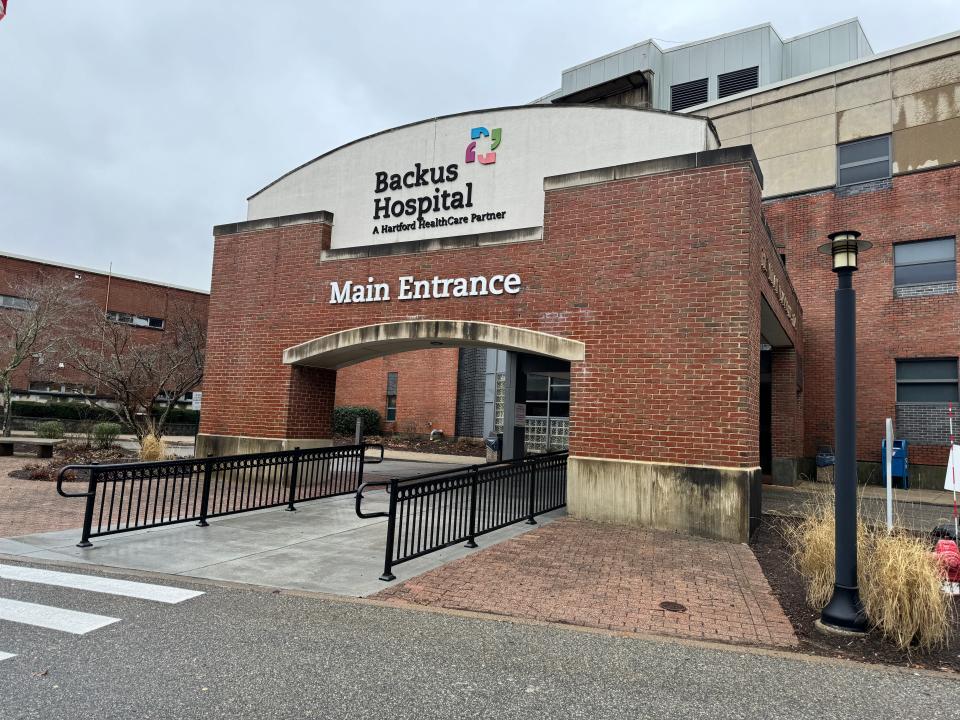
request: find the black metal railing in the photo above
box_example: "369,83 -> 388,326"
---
356,450 -> 567,581
57,443 -> 384,547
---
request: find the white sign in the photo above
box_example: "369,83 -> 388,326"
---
247,106 -> 715,249
191,392 -> 202,412
329,273 -> 521,305
945,444 -> 960,492
514,403 -> 527,428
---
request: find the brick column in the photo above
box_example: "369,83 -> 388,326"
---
771,348 -> 803,486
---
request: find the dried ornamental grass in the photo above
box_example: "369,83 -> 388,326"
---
784,506 -> 837,609
786,503 -> 954,652
139,434 -> 167,461
859,531 -> 953,652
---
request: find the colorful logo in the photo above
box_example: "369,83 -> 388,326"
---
465,126 -> 501,165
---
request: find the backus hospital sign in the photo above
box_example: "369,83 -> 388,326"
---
370,126 -> 506,235
244,106 -> 719,250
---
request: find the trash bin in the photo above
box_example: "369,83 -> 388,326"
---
881,439 -> 909,489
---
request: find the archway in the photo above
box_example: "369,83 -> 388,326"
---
282,320 -> 584,460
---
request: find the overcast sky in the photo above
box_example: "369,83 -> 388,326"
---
1,2 -> 956,291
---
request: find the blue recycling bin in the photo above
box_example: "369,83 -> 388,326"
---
881,439 -> 909,489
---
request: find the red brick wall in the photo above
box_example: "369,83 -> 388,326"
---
771,348 -> 803,459
0,254 -> 209,394
764,166 -> 960,466
335,348 -> 459,435
201,158 -> 796,469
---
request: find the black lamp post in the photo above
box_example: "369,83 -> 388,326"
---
816,230 -> 872,634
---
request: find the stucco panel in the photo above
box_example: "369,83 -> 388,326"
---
892,55 -> 960,96
892,116 -> 960,172
751,114 -> 835,160
751,88 -> 836,132
893,83 -> 960,129
837,100 -> 892,142
836,73 -> 891,111
760,145 -> 836,196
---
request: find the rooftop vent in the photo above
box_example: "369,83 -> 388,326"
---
670,78 -> 708,111
718,66 -> 759,99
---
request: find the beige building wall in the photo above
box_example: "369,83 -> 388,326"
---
689,33 -> 960,197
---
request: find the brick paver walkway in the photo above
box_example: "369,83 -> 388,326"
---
0,457 -> 85,538
377,518 -> 798,648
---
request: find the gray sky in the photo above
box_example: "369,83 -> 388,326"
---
1,1 -> 956,291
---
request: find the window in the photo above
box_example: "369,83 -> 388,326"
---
0,294 -> 37,311
837,135 -> 891,186
718,66 -> 759,98
894,237 -> 956,287
385,372 -> 397,422
525,375 -> 570,419
896,359 -> 959,402
670,77 -> 708,111
107,310 -> 165,330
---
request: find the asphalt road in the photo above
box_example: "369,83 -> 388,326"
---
0,558 -> 957,720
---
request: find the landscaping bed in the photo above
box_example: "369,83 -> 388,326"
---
336,433 -> 485,457
8,441 -> 137,482
751,514 -> 959,672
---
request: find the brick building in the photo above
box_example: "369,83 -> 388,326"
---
0,252 -> 209,406
198,20 -> 960,541
333,20 -> 960,488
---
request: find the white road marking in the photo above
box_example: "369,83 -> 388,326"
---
0,598 -> 119,635
0,652 -> 16,662
0,564 -> 204,604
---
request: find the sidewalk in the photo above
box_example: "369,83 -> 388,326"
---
764,481 -> 958,532
377,517 -> 798,649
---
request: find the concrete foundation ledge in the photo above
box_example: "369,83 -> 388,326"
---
195,434 -> 333,457
567,456 -> 761,543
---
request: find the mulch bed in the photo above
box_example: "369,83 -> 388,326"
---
336,434 -> 485,457
751,515 -> 960,672
8,442 -> 137,482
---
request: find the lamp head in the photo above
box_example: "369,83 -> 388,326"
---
818,230 -> 872,272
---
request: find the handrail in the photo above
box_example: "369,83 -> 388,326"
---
55,443 -> 371,547
355,479 -> 391,519
357,450 -> 569,581
56,465 -> 95,498
363,443 -> 385,464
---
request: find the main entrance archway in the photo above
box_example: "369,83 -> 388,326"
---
198,141 -> 803,542
282,320 -> 585,368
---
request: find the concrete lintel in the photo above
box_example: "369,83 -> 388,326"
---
320,227 -> 542,261
214,211 -> 334,237
543,145 -> 763,192
283,320 -> 585,369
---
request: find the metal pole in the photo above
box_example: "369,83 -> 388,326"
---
525,459 -> 537,525
76,465 -> 99,548
286,447 -> 300,512
196,454 -> 213,527
885,418 -> 893,533
380,478 -> 398,581
354,417 -> 362,446
464,466 -> 479,548
820,268 -> 867,633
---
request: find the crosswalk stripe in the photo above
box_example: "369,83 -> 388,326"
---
0,652 -> 16,662
0,598 -> 119,635
0,564 -> 204,604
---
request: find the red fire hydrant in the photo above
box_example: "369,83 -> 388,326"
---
935,539 -> 960,583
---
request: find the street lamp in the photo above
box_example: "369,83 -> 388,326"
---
816,230 -> 872,634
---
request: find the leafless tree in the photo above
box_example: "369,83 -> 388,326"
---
0,274 -> 80,436
68,301 -> 206,442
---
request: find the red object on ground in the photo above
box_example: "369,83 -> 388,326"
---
935,540 -> 960,582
